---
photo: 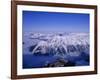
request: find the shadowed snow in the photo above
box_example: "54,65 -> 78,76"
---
23,32 -> 89,57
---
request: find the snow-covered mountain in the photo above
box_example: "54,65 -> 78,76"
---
23,32 -> 89,57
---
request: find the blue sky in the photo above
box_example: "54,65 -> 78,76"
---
23,11 -> 90,32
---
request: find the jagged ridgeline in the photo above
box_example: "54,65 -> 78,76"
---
23,32 -> 89,68
23,32 -> 89,57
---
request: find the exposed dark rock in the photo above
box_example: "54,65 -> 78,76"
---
44,58 -> 75,67
29,45 -> 36,52
64,61 -> 75,66
23,42 -> 25,44
59,34 -> 63,36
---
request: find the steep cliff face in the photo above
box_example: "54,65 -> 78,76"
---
23,32 -> 89,57
23,32 -> 90,68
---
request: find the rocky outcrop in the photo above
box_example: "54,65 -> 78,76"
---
44,58 -> 75,67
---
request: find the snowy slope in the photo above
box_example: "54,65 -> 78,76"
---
23,32 -> 89,57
